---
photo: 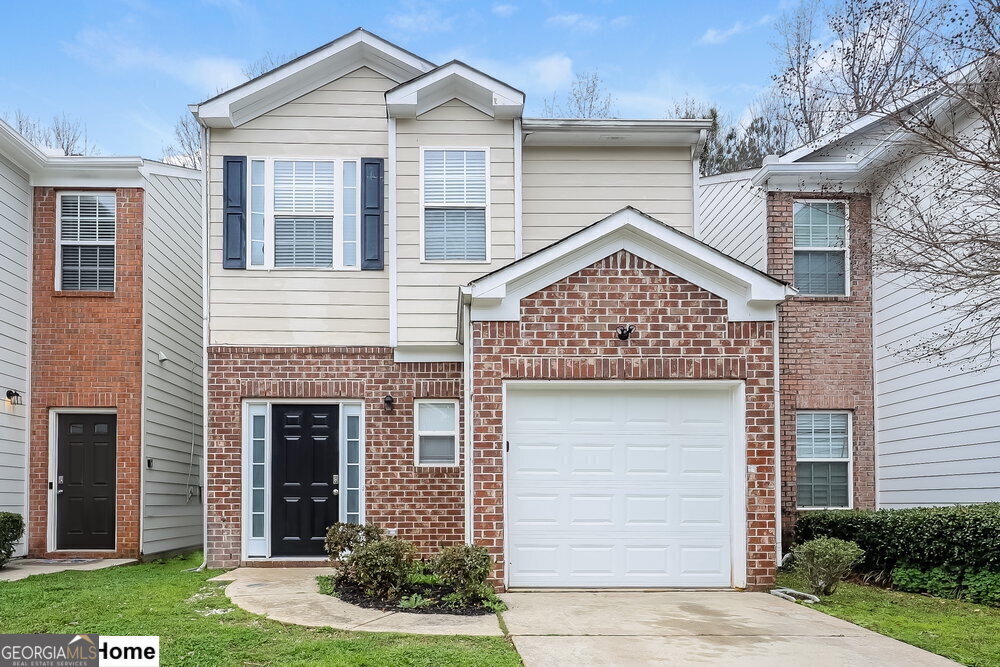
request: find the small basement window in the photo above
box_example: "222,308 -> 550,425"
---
415,400 -> 458,466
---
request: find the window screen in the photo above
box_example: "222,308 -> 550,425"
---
793,202 -> 847,295
423,150 -> 487,261
796,412 -> 851,508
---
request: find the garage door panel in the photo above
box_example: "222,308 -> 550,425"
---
507,384 -> 736,588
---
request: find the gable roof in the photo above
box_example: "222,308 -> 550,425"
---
462,207 -> 794,323
385,60 -> 524,118
191,28 -> 435,128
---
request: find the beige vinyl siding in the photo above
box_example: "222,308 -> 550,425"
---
395,99 -> 515,346
208,67 -> 391,346
0,153 -> 30,556
521,145 -> 694,255
142,173 -> 204,555
698,172 -> 766,270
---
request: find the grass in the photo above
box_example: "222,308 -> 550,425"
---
0,553 -> 521,667
777,572 -> 1000,666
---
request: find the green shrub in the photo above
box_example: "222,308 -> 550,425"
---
434,544 -> 493,601
892,565 -> 962,598
324,522 -> 384,562
794,504 -> 1000,575
0,512 -> 25,569
792,537 -> 864,596
342,537 -> 415,600
964,570 -> 1000,607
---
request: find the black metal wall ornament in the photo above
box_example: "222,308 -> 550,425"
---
615,325 -> 636,340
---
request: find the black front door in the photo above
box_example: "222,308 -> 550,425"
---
57,413 -> 116,550
271,405 -> 339,556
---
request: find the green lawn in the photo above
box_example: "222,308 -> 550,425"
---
777,573 -> 1000,666
0,553 -> 521,667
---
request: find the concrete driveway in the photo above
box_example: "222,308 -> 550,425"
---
500,591 -> 955,666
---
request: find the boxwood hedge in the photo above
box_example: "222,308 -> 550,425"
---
794,503 -> 1000,575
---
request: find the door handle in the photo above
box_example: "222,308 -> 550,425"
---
57,489 -> 63,495
332,489 -> 339,496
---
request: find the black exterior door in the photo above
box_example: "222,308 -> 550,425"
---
271,405 -> 339,556
56,413 -> 116,550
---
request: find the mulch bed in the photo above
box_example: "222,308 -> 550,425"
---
325,576 -> 496,616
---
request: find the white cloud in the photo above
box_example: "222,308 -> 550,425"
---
546,13 -> 632,33
432,48 -> 574,95
699,14 -> 773,45
527,54 -> 574,90
492,3 -> 517,17
63,26 -> 245,94
387,1 -> 455,34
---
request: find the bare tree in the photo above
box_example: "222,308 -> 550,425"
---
773,0 -> 832,143
1,109 -> 98,155
163,114 -> 203,169
868,0 -> 1000,364
543,72 -> 615,118
242,52 -> 296,80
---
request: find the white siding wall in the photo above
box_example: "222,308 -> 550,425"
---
698,172 -> 766,270
0,154 -> 30,556
395,99 -> 515,346
208,67 -> 391,346
143,172 -> 204,555
521,146 -> 693,255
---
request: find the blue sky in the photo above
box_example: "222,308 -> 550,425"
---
0,0 -> 785,158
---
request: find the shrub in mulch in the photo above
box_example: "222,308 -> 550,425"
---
0,512 -> 25,569
320,523 -> 505,615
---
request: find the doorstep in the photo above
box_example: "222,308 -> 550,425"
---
212,567 -> 503,636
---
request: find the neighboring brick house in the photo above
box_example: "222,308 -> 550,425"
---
0,119 -> 203,560
197,28 -> 927,591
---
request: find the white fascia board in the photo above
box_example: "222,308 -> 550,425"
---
394,345 -> 464,363
386,62 -> 524,119
521,118 -> 709,147
468,208 -> 792,322
0,120 -> 48,175
194,30 -> 434,128
750,161 -> 861,188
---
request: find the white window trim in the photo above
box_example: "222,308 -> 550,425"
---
55,191 -> 117,292
419,146 -> 492,264
414,399 -> 460,467
795,409 -> 854,511
241,399 -> 365,560
792,199 -> 851,298
245,157 -> 362,272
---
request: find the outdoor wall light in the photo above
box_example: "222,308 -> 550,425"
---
383,394 -> 395,410
615,325 -> 636,341
5,390 -> 22,406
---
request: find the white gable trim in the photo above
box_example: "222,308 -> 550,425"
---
193,29 -> 435,128
386,61 -> 524,119
465,208 -> 793,323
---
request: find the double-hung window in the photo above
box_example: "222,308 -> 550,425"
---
422,149 -> 488,262
414,400 -> 459,466
58,192 -> 116,291
247,158 -> 360,269
796,412 -> 852,509
793,201 -> 848,295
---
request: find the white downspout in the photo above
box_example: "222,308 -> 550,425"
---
691,129 -> 707,238
462,294 -> 474,543
193,122 -> 210,572
773,315 -> 783,562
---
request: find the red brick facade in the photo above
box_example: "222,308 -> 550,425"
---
29,187 -> 144,558
767,192 -> 875,545
471,250 -> 779,589
205,346 -> 464,568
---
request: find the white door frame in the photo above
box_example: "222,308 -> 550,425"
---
47,408 -> 119,553
501,379 -> 748,589
240,399 -> 366,561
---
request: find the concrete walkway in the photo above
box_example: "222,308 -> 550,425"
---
501,591 -> 956,666
0,558 -> 136,582
212,567 -> 502,636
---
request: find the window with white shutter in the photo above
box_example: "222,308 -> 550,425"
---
58,193 -> 116,291
246,158 -> 361,270
793,201 -> 848,295
422,149 -> 488,262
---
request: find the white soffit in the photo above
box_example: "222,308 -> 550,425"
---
385,61 -> 524,119
521,119 -> 712,147
193,29 -> 435,128
465,207 -> 793,322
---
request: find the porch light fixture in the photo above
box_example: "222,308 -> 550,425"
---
615,325 -> 636,341
383,394 -> 395,411
5,390 -> 22,406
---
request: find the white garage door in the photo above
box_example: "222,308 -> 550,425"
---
506,384 -> 737,588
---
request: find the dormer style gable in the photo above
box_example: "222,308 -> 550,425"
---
192,28 -> 435,128
385,61 -> 524,119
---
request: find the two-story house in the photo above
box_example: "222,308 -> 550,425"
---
192,29 -> 877,591
0,119 -> 204,560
